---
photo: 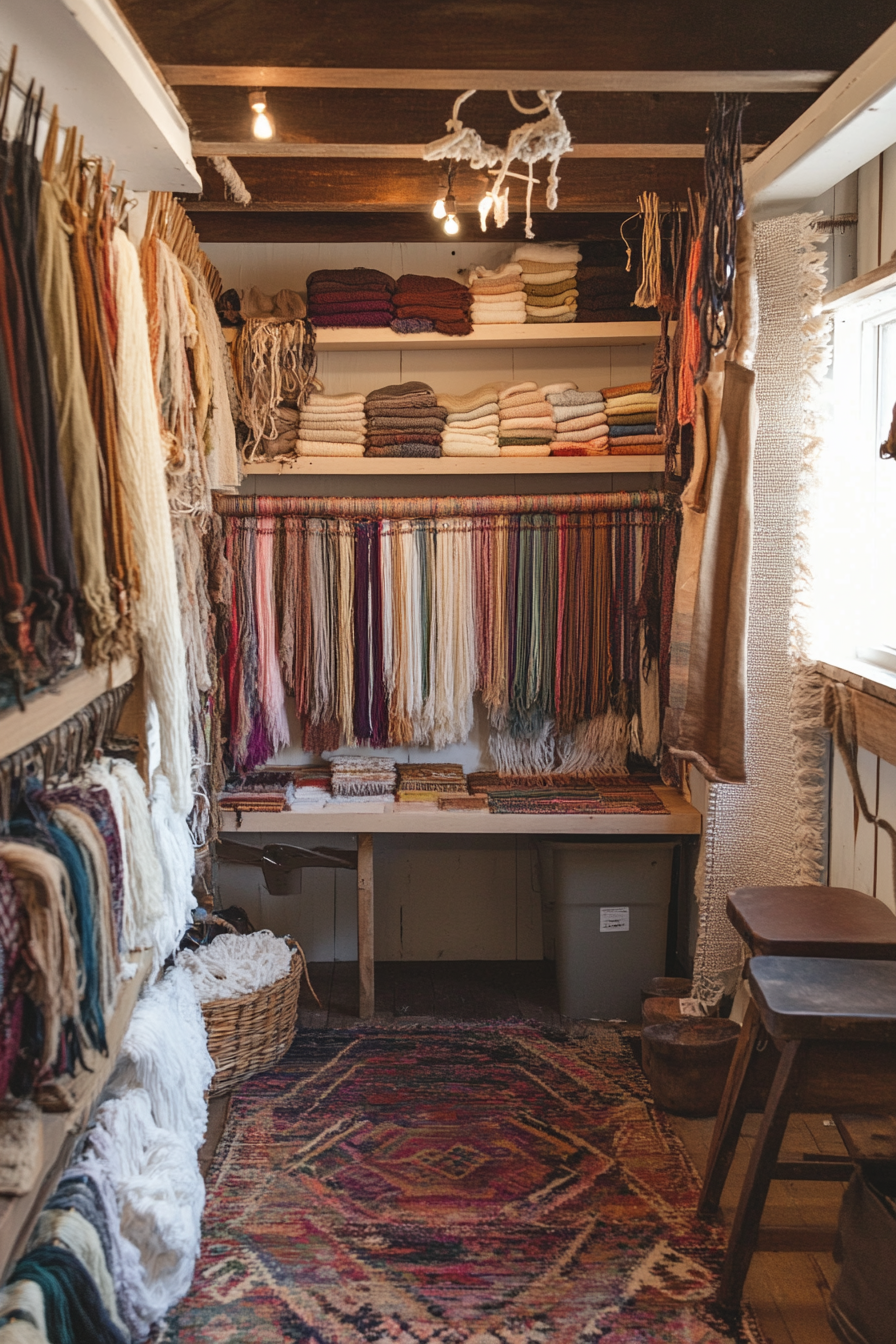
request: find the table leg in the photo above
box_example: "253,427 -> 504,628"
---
698,996 -> 764,1217
357,833 -> 374,1020
717,1038 -> 803,1311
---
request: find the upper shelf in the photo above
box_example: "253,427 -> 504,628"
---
0,656 -> 137,760
313,322 -> 662,352
243,455 -> 664,476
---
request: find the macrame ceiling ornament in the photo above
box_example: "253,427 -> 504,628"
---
423,89 -> 572,240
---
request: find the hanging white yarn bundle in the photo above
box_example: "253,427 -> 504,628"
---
149,775 -> 196,956
112,228 -> 193,815
175,930 -> 293,1002
189,262 -> 241,490
105,759 -> 169,958
209,154 -> 252,206
110,966 -> 213,1150
431,520 -> 475,749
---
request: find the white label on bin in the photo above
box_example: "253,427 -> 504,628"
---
600,906 -> 629,932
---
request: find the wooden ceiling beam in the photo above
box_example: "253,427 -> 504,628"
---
163,66 -> 834,93
183,209 -> 639,244
193,141 -> 764,160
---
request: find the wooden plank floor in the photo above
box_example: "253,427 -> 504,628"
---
207,960 -> 845,1344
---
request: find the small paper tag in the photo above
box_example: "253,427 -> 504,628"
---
599,906 -> 630,932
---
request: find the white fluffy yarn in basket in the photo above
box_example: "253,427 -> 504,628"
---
175,930 -> 293,1002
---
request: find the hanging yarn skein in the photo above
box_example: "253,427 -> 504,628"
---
634,192 -> 662,308
695,92 -> 748,379
422,89 -> 572,240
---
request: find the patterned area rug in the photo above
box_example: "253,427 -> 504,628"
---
165,1023 -> 762,1343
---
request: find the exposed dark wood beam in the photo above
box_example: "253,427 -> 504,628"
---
184,209 -> 639,245
166,66 -> 833,92
194,141 -> 763,159
191,156 -> 705,211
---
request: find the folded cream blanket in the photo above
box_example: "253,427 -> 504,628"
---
297,440 -> 366,456
469,280 -> 526,296
500,386 -> 550,407
470,300 -> 526,315
299,427 -> 368,444
442,439 -> 500,456
520,269 -> 578,285
604,394 -> 660,412
552,410 -> 608,433
513,243 -> 582,265
466,262 -> 523,282
442,431 -> 498,447
299,414 -> 367,430
471,312 -> 527,325
305,392 -> 366,409
445,414 -> 499,430
446,403 -> 499,422
552,400 -> 605,421
548,390 -> 605,408
437,383 -> 504,413
499,381 -> 538,400
500,415 -> 554,431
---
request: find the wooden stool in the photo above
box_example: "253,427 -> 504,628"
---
705,956 -> 896,1309
727,885 -> 896,959
698,885 -> 896,1234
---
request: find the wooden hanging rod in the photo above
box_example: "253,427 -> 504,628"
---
163,66 -> 835,93
193,141 -> 763,160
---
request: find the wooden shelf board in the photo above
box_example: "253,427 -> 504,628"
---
244,455 -> 665,476
0,949 -> 154,1273
219,787 -> 700,835
313,322 -> 661,351
0,657 -> 138,760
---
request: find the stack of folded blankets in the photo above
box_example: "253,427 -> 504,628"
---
514,243 -> 581,324
576,239 -> 655,323
498,381 -> 575,456
465,262 -> 525,326
547,389 -> 609,456
287,767 -> 334,812
396,762 -> 468,802
364,381 -> 446,458
392,274 -> 472,336
306,267 -> 395,328
327,755 -> 397,800
297,391 -> 367,457
437,382 -> 501,457
602,380 -> 663,453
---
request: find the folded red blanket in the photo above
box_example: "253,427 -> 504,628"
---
309,299 -> 395,315
308,280 -> 394,295
306,267 -> 395,290
310,291 -> 396,307
312,313 -> 393,327
394,295 -> 472,313
394,303 -> 472,322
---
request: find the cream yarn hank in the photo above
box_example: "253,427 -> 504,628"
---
175,930 -> 293,1002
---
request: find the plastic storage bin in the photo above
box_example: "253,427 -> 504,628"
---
538,841 -> 676,1020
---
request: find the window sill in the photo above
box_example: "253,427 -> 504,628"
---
814,657 -> 896,708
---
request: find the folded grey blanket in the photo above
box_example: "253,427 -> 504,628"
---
366,381 -> 434,401
367,416 -> 450,433
547,390 -> 606,407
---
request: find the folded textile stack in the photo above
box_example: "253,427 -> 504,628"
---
326,754 -> 397,798
602,380 -> 663,453
576,239 -> 655,323
465,262 -> 526,325
392,274 -> 472,336
286,766 -> 333,811
297,390 -> 367,457
437,382 -> 502,457
306,267 -> 395,328
364,381 -> 446,458
547,388 -> 609,456
514,243 -> 581,324
396,762 -> 468,802
259,405 -> 300,459
499,381 -> 575,456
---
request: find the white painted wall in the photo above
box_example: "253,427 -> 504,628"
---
211,242 -> 665,960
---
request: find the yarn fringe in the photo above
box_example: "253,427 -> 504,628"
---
557,711 -> 631,773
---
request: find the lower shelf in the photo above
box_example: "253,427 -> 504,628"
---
0,949 -> 154,1273
243,455 -> 665,476
218,789 -> 701,835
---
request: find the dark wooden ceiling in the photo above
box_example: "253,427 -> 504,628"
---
119,0 -> 896,243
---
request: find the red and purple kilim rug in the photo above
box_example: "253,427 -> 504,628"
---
165,1023 -> 763,1343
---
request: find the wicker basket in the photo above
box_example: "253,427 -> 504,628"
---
200,937 -> 310,1097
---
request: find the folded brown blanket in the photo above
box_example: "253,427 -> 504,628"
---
608,438 -> 663,453
366,402 -> 445,418
365,443 -> 441,458
524,278 -> 578,297
367,381 -> 434,400
312,313 -> 393,327
525,291 -> 578,308
367,417 -> 449,433
394,295 -> 472,314
394,273 -> 469,296
577,264 -> 635,284
577,307 -> 655,323
365,432 -> 443,446
365,397 -> 441,413
307,267 -> 395,290
309,299 -> 395,315
389,311 -> 472,335
310,291 -> 396,307
601,380 -> 653,398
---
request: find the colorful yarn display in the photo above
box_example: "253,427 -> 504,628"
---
215,492 -> 677,775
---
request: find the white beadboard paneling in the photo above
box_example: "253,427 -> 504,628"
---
857,156 -> 882,276
315,350 -> 401,395
400,347 -> 514,391
875,758 -> 896,912
373,835 -> 519,960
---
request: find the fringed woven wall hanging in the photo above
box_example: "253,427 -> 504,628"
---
212,491 -> 679,776
423,89 -> 573,240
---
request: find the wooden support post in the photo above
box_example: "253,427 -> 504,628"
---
357,833 -> 374,1020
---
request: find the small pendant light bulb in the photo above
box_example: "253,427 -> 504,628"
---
249,90 -> 273,140
432,197 -> 447,219
443,192 -> 460,235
